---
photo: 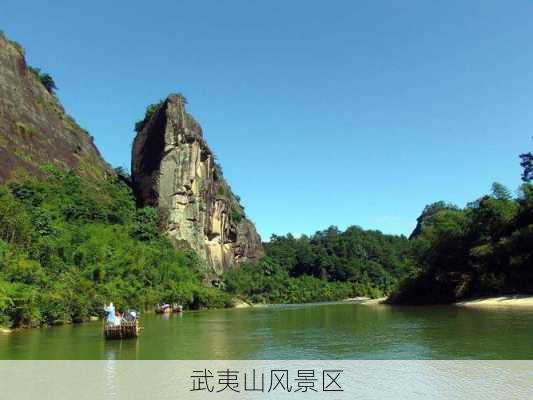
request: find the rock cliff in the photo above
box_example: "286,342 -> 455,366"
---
0,31 -> 111,184
131,94 -> 262,273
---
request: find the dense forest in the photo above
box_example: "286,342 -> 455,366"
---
223,226 -> 413,303
223,259 -> 367,304
0,166 -> 231,328
265,228 -> 414,289
390,181 -> 533,304
223,227 -> 414,303
227,152 -> 533,306
388,150 -> 533,304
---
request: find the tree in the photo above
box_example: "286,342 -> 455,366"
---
113,166 -> 132,187
392,181 -> 533,305
409,201 -> 459,239
491,182 -> 512,201
28,66 -> 57,95
134,101 -> 163,133
132,207 -> 159,241
520,152 -> 533,182
263,225 -> 413,292
39,73 -> 57,95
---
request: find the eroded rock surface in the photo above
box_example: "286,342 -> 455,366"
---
132,94 -> 262,273
0,32 -> 111,184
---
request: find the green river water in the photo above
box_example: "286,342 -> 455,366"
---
1,302 -> 533,359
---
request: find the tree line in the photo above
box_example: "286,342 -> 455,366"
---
390,181 -> 533,304
228,150 -> 533,306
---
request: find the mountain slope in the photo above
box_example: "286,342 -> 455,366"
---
0,31 -> 111,184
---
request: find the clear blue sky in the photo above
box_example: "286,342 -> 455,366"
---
2,1 -> 532,240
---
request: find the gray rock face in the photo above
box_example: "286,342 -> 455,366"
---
0,32 -> 111,184
131,94 -> 262,273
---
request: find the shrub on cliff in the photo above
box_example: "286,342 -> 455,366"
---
132,207 -> 159,241
28,66 -> 57,95
134,101 -> 162,133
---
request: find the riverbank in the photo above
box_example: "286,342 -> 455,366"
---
455,294 -> 533,308
233,296 -> 389,308
232,298 -> 253,308
218,295 -> 533,310
343,296 -> 388,305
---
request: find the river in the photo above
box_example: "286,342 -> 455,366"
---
1,302 -> 533,359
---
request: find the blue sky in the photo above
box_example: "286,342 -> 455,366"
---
2,1 -> 532,240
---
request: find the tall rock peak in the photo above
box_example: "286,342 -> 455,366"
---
131,94 -> 262,273
0,31 -> 111,183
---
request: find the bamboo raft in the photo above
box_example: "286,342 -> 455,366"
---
104,320 -> 141,339
155,304 -> 183,314
155,306 -> 172,314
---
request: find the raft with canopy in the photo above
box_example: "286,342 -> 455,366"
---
103,304 -> 141,339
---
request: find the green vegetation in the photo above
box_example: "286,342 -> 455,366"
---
391,181 -> 533,304
62,115 -> 80,131
134,101 -> 163,133
1,30 -> 24,56
28,67 -> 57,95
224,226 -> 414,304
214,161 -> 224,177
227,148 -> 533,307
0,166 -> 230,328
231,209 -> 243,222
520,151 -> 532,182
409,201 -> 459,239
265,227 -> 414,292
1,131 -> 529,328
224,258 -> 380,304
15,121 -> 34,135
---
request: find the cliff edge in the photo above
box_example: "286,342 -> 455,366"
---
0,31 -> 111,184
131,94 -> 262,273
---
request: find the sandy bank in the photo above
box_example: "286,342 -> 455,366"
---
232,298 -> 253,308
0,327 -> 12,334
343,297 -> 388,305
455,295 -> 533,308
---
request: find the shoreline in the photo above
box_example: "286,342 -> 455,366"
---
455,294 -> 533,308
4,295 -> 533,334
233,297 -> 389,309
342,296 -> 388,305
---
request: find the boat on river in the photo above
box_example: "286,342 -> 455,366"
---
155,303 -> 183,314
103,320 -> 141,339
103,305 -> 141,339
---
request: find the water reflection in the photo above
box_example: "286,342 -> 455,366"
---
103,335 -> 140,360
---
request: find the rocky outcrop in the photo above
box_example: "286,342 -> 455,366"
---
0,32 -> 111,184
409,201 -> 459,239
132,94 -> 262,273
